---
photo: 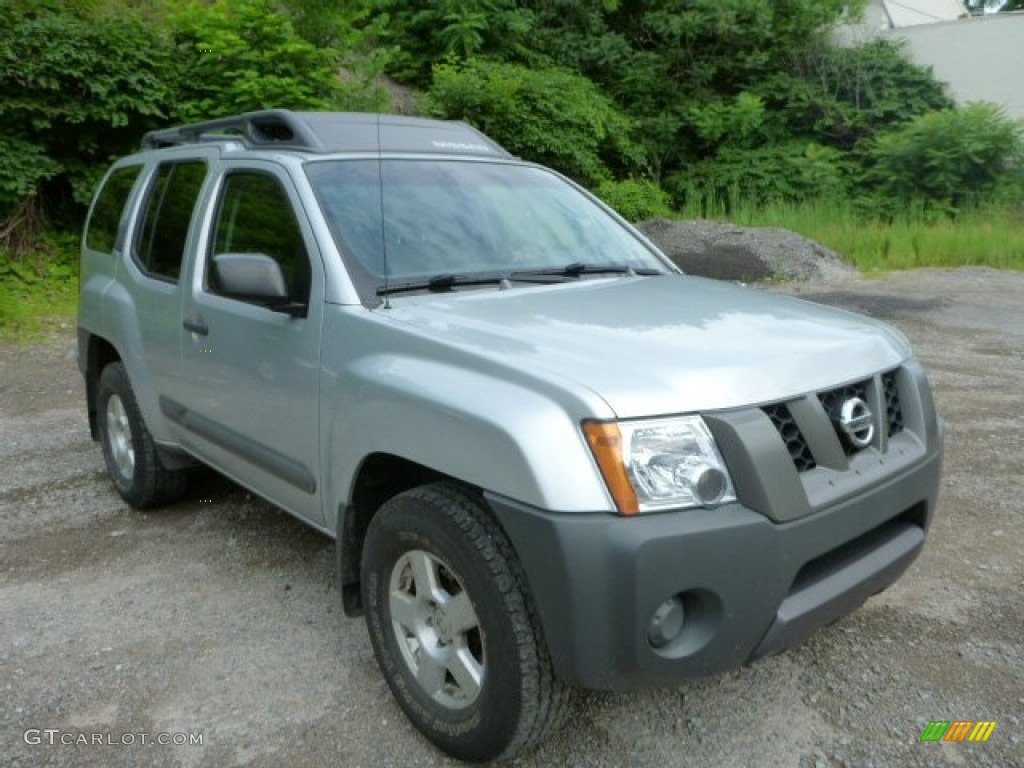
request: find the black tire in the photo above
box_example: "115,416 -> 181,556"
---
361,482 -> 571,762
96,362 -> 188,509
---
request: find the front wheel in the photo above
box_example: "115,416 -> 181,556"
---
361,483 -> 570,762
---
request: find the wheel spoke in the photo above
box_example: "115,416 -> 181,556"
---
389,590 -> 419,633
415,654 -> 446,697
447,646 -> 483,699
106,395 -> 135,477
385,546 -> 487,711
408,550 -> 442,600
442,591 -> 479,636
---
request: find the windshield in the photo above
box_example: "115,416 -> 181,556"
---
305,159 -> 667,296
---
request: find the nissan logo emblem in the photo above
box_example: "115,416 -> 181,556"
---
839,397 -> 874,448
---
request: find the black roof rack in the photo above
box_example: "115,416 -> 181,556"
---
141,110 -> 512,158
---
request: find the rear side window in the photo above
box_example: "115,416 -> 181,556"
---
134,161 -> 207,281
85,165 -> 141,253
209,172 -> 311,304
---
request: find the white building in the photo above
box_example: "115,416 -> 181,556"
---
839,1 -> 1024,118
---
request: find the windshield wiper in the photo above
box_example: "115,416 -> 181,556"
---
377,269 -> 590,297
377,264 -> 663,297
377,273 -> 499,297
510,262 -> 664,280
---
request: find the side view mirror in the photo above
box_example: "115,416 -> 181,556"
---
211,253 -> 306,317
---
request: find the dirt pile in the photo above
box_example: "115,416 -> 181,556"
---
638,218 -> 856,283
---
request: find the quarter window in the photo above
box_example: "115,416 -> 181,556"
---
209,173 -> 311,304
86,165 -> 141,253
134,162 -> 207,281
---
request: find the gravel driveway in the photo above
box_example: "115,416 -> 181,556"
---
2,268 -> 1021,767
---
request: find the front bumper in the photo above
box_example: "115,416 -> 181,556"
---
487,442 -> 942,690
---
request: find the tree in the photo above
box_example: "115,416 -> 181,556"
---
0,2 -> 173,252
168,0 -> 384,124
428,59 -> 643,185
864,103 -> 1024,212
366,0 -> 534,84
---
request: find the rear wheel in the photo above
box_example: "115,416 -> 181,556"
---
361,482 -> 570,762
96,362 -> 188,508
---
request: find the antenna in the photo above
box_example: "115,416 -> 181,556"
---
376,114 -> 391,309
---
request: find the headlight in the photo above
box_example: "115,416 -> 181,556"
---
583,416 -> 736,515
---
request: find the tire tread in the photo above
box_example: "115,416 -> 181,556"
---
98,362 -> 188,509
365,482 -> 571,761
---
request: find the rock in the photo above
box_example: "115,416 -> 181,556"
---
637,218 -> 856,283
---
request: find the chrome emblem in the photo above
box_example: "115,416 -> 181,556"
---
839,397 -> 874,449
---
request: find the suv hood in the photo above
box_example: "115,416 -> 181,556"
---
384,275 -> 909,418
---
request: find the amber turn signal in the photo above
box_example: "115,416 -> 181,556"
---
582,420 -> 639,515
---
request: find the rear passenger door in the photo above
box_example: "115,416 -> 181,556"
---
177,162 -> 324,525
119,154 -> 213,434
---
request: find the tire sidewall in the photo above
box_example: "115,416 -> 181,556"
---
362,494 -> 526,760
97,364 -> 143,499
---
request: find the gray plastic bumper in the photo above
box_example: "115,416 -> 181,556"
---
486,446 -> 941,690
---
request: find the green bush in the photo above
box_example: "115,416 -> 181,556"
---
0,2 -> 173,234
669,141 -> 852,212
759,39 -> 954,152
594,179 -> 673,222
863,103 -> 1024,213
169,0 -> 387,123
428,59 -> 643,185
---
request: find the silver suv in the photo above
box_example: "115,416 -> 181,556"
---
78,110 -> 943,762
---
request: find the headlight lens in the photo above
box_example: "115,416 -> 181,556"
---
584,416 -> 736,514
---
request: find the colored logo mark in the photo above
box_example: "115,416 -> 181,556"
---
920,720 -> 997,742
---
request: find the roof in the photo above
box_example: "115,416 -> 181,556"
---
141,110 -> 512,158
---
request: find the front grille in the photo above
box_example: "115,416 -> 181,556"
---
882,370 -> 904,436
763,368 -> 906,473
762,403 -> 816,472
818,379 -> 870,456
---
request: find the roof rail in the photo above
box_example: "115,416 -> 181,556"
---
142,110 -> 325,151
140,110 -> 512,158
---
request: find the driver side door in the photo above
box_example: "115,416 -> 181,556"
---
175,162 -> 325,526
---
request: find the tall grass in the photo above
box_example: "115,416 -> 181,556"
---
676,190 -> 1024,272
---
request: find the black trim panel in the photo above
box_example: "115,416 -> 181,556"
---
749,520 -> 924,661
160,395 -> 316,494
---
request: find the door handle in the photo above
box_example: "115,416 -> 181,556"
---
183,317 -> 209,336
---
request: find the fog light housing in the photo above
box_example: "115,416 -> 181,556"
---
647,596 -> 685,649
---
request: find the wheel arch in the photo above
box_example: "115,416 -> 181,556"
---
338,453 -> 468,617
83,334 -> 123,440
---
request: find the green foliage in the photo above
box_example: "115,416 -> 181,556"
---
0,2 -> 172,219
594,179 -> 673,222
368,0 -> 533,84
760,39 -> 954,151
671,142 -> 853,213
168,0 -> 387,123
687,92 -> 766,148
0,232 -> 79,336
730,197 -> 1024,272
0,138 -> 62,204
864,103 -> 1024,213
428,59 -> 642,185
4,0 -> 1023,288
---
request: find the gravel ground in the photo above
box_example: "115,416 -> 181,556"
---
2,268 -> 1022,767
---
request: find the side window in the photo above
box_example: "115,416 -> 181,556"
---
85,165 -> 141,253
209,173 -> 311,304
134,161 -> 207,281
